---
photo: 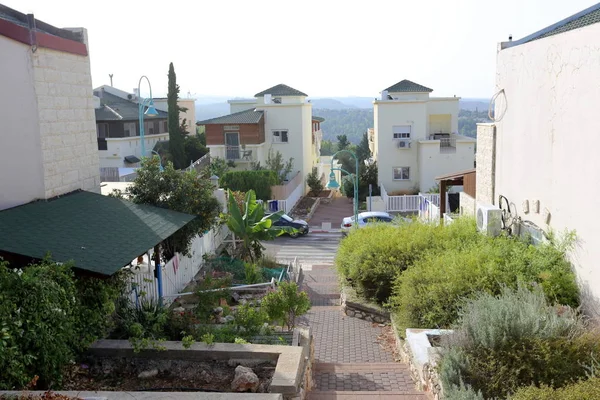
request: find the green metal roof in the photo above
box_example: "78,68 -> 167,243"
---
312,116 -> 325,122
384,80 -> 433,93
197,109 -> 264,125
254,84 -> 308,97
0,191 -> 196,276
504,3 -> 600,48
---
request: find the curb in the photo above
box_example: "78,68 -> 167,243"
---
310,229 -> 342,234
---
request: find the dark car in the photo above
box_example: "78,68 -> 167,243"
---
269,213 -> 309,238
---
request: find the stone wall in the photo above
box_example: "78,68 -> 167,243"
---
32,28 -> 100,198
340,286 -> 390,323
459,192 -> 476,216
475,123 -> 496,205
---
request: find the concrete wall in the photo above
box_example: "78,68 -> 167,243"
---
33,30 -> 100,198
99,133 -> 169,168
475,123 -> 496,205
459,192 -> 476,216
0,36 -> 46,210
228,100 -> 256,113
491,22 -> 600,310
154,98 -> 196,133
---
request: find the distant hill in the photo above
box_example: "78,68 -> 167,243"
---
195,102 -> 229,122
310,98 -> 357,110
316,108 -> 373,144
460,98 -> 490,112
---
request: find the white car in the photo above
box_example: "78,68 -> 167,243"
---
340,211 -> 394,235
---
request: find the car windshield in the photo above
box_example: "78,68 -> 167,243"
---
282,214 -> 293,222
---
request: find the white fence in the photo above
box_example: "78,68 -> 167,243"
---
381,185 -> 441,212
125,224 -> 228,307
419,197 -> 441,224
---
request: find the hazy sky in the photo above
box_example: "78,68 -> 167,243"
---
5,0 -> 598,99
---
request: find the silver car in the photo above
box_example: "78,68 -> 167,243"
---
340,211 -> 394,235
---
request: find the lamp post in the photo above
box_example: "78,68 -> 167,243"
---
150,150 -> 164,172
138,75 -> 159,160
326,150 -> 359,228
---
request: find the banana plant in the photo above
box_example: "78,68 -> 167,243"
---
225,189 -> 297,262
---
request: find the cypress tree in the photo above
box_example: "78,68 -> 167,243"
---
167,62 -> 186,169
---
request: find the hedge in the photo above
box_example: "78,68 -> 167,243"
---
390,225 -> 579,329
220,170 -> 278,200
511,378 -> 600,400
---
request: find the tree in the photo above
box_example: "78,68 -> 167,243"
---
342,161 -> 379,201
183,134 -> 208,165
306,166 -> 324,196
208,157 -> 230,178
337,134 -> 350,151
225,189 -> 294,262
320,140 -> 335,156
264,149 -> 294,184
114,156 -> 220,260
261,282 -> 311,330
356,131 -> 371,163
167,62 -> 186,169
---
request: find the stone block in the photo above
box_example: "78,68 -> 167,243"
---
44,69 -> 61,83
61,133 -> 77,147
57,109 -> 75,122
39,109 -> 57,123
35,82 -> 49,96
69,96 -> 86,110
63,170 -> 80,185
55,97 -> 70,110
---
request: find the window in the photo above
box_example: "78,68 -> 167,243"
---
273,97 -> 282,104
393,167 -> 410,180
272,130 -> 288,143
124,122 -> 136,137
162,121 -> 168,132
393,125 -> 411,139
96,123 -> 109,138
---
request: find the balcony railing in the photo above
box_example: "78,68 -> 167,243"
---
225,145 -> 255,161
439,138 -> 456,154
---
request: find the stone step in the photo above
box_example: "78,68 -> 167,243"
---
314,363 -> 410,372
308,391 -> 430,399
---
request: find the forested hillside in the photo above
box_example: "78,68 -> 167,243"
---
315,108 -> 373,144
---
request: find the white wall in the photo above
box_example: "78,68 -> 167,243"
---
228,100 -> 256,114
0,36 -> 46,210
154,98 -> 196,133
492,22 -> 600,310
98,133 -> 169,168
418,138 -> 475,191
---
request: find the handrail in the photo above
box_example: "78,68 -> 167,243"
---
162,277 -> 276,298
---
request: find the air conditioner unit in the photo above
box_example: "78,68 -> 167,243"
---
476,203 -> 502,236
397,140 -> 411,149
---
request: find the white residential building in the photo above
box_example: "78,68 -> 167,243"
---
373,80 -> 475,194
199,84 -> 323,186
153,97 -> 197,134
0,4 -> 100,210
475,4 -> 600,312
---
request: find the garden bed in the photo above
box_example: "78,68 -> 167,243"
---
290,197 -> 317,221
62,358 -> 274,393
307,190 -> 331,198
340,283 -> 390,323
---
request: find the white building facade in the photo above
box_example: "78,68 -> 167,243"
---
476,4 -> 600,312
373,80 -> 475,194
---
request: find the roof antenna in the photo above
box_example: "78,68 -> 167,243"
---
109,74 -> 114,86
508,34 -> 513,41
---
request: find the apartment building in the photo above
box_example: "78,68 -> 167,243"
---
372,79 -> 475,194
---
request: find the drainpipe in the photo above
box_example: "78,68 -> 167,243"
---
153,245 -> 163,306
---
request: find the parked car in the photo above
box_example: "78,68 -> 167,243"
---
340,211 -> 395,236
268,213 -> 309,238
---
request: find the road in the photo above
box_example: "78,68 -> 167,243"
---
262,232 -> 341,266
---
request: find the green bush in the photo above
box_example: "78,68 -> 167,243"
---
390,230 -> 579,329
220,170 -> 278,200
306,166 -> 323,196
439,287 -> 593,399
233,304 -> 270,337
511,378 -> 600,400
0,258 -> 121,389
262,282 -> 310,330
336,218 -> 480,303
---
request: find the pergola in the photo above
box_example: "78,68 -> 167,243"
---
435,168 -> 476,218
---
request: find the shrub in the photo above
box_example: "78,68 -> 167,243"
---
511,378 -> 600,400
244,263 -> 265,284
336,218 -> 480,303
220,170 -> 278,200
390,231 -> 579,329
262,282 -> 310,330
439,287 -> 594,399
0,258 -> 122,389
306,167 -> 323,196
233,304 -> 269,337
193,275 -> 232,322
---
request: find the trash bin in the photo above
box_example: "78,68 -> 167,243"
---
268,200 -> 279,212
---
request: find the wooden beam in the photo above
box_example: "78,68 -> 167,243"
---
440,180 -> 447,219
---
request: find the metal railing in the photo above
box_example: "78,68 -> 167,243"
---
439,138 -> 457,153
225,145 -> 255,161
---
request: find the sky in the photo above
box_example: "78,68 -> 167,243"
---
5,0 -> 598,99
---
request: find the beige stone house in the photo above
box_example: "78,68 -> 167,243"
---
0,4 -> 100,211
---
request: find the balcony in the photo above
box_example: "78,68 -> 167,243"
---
225,145 -> 256,162
439,138 -> 456,154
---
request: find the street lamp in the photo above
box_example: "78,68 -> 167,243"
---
150,150 -> 164,172
326,150 -> 359,228
138,75 -> 158,159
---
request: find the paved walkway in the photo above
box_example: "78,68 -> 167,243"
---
309,197 -> 354,230
299,264 -> 429,399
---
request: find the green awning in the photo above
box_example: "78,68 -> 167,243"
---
0,191 -> 196,276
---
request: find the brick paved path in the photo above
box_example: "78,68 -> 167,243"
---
309,197 -> 353,230
300,265 -> 429,399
